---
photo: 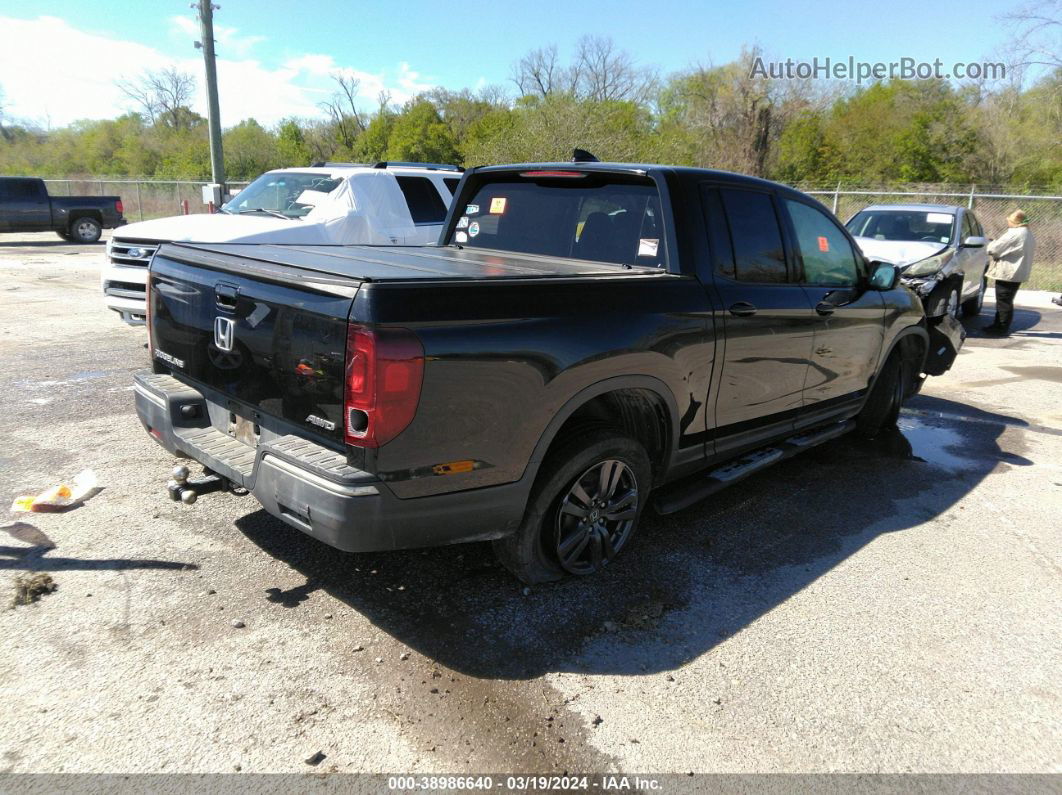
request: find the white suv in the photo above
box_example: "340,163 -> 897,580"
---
846,204 -> 991,318
101,162 -> 462,324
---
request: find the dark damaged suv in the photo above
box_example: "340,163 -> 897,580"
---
134,159 -> 964,582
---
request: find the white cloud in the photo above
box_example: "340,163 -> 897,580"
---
168,15 -> 266,59
0,15 -> 438,128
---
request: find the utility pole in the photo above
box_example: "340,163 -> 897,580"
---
196,0 -> 225,190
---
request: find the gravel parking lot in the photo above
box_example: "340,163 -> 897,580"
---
1,231 -> 1059,775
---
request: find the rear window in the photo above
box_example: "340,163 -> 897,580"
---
444,177 -> 461,196
450,173 -> 664,267
396,176 -> 448,224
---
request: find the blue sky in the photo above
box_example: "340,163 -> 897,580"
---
0,0 -> 1027,127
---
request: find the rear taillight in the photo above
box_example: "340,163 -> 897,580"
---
115,199 -> 124,215
344,325 -> 424,448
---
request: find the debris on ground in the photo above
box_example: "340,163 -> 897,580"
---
231,619 -> 246,628
304,751 -> 326,766
11,470 -> 99,513
622,599 -> 666,629
11,573 -> 57,607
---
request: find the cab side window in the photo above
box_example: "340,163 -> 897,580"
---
783,199 -> 859,287
3,179 -> 43,200
718,188 -> 788,283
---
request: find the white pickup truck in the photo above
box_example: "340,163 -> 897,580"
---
101,162 -> 462,324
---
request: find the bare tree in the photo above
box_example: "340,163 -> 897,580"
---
116,67 -> 196,128
512,39 -> 655,103
572,36 -> 655,103
320,72 -> 366,151
665,48 -> 815,176
512,45 -> 577,98
1002,0 -> 1062,73
477,83 -> 510,107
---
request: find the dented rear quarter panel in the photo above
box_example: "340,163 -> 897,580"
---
354,274 -> 717,498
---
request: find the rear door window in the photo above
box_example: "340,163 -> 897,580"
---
718,188 -> 788,283
396,176 -> 448,224
451,173 -> 664,267
443,177 -> 461,196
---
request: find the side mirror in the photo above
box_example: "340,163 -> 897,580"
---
962,235 -> 986,248
868,261 -> 900,291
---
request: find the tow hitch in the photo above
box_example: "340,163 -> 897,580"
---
167,465 -> 229,505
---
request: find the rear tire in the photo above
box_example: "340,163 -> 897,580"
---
962,277 -> 987,317
70,217 -> 102,243
856,353 -> 905,439
493,429 -> 651,584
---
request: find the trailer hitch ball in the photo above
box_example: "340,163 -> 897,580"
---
172,465 -> 190,485
180,489 -> 198,505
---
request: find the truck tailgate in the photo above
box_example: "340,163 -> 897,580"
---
148,245 -> 359,445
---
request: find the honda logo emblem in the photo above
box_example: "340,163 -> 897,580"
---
214,316 -> 235,352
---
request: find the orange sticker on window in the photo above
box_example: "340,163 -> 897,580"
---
817,236 -> 829,252
490,197 -> 507,214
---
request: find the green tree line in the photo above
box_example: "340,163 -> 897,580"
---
1,44 -> 1059,189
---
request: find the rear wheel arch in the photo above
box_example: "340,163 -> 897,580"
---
525,376 -> 679,488
67,209 -> 103,228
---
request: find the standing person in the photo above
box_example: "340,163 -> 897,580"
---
984,210 -> 1036,335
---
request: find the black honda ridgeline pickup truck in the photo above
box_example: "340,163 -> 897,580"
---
135,160 -> 963,582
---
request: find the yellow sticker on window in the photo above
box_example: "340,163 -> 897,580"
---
490,197 -> 507,214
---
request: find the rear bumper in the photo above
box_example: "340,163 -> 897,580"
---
133,371 -> 527,553
100,261 -> 147,324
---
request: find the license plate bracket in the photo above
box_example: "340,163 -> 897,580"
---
228,413 -> 260,447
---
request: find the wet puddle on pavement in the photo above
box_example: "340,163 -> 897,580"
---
895,417 -> 973,470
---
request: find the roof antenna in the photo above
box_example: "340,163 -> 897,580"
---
571,148 -> 599,163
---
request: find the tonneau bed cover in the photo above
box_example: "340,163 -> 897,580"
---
162,242 -> 665,282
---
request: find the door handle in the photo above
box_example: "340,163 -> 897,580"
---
215,283 -> 239,311
729,302 -> 757,317
815,301 -> 836,316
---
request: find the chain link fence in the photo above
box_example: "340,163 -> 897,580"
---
41,177 -> 1062,291
43,178 -> 250,225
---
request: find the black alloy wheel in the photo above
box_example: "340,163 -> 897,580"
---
554,458 -> 639,575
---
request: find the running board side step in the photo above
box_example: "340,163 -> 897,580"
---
653,420 -> 855,515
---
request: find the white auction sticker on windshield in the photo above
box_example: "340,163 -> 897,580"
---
456,216 -> 469,229
455,231 -> 468,243
465,204 -> 480,215
926,212 -> 953,224
638,238 -> 659,258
